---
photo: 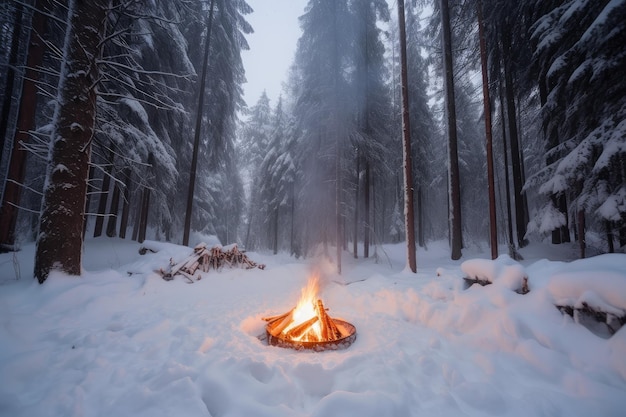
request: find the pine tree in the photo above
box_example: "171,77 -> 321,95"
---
34,0 -> 109,283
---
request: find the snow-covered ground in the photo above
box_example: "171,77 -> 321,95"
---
1,238 -> 625,417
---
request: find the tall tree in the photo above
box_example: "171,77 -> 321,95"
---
183,0 -> 216,247
350,0 -> 391,258
291,0 -> 352,269
397,0 -> 417,272
34,0 -> 109,282
477,0 -> 498,259
0,0 -> 51,251
439,0 -> 463,260
527,0 -> 626,254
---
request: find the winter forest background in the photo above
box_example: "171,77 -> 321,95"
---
0,0 -> 625,283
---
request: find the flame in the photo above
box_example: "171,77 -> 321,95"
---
281,273 -> 323,341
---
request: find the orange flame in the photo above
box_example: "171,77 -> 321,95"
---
281,273 -> 323,341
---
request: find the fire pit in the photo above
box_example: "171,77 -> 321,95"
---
262,275 -> 357,351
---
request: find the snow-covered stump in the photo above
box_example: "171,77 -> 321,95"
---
548,271 -> 626,338
461,255 -> 529,294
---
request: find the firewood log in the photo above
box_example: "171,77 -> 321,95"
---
263,309 -> 292,323
269,310 -> 295,337
285,316 -> 319,340
316,300 -> 341,341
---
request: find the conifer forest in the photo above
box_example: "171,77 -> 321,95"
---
0,0 -> 625,283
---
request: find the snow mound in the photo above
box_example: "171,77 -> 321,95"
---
461,254 -> 528,291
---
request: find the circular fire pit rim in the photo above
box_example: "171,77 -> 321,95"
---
265,319 -> 357,351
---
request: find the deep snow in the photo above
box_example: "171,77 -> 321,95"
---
0,238 -> 625,417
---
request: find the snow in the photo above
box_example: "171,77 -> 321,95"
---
1,239 -> 625,417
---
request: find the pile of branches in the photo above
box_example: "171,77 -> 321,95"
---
158,243 -> 265,283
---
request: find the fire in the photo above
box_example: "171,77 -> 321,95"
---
263,271 -> 356,350
282,273 -> 323,341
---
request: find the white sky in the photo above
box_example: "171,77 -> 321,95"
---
242,0 -> 309,108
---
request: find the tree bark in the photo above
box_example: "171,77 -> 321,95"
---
501,23 -> 527,248
477,0 -> 498,260
106,174 -> 121,237
119,168 -> 131,239
364,160 -> 371,258
353,152 -> 359,258
397,0 -> 417,272
183,0 -> 215,247
0,0 -> 51,251
93,148 -> 114,237
499,81 -> 515,253
440,0 -> 463,260
0,4 -> 23,167
34,0 -> 108,283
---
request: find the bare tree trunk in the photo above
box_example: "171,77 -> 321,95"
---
0,4 -> 23,166
137,152 -> 154,243
364,160 -> 371,258
578,209 -> 586,258
34,0 -> 108,283
440,0 -> 463,260
501,23 -> 527,248
83,166 -> 95,235
93,148 -> 114,237
1,0 -> 51,251
272,206 -> 279,255
397,0 -> 417,272
183,0 -> 215,246
499,83 -> 515,254
417,186 -> 425,247
353,152 -> 359,258
477,0 -> 498,260
119,168 -> 131,239
138,188 -> 150,244
106,175 -> 121,237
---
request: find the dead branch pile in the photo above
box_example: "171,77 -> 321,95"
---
158,242 -> 265,282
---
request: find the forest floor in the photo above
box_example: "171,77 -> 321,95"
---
0,237 -> 625,417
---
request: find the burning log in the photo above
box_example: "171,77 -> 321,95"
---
284,316 -> 320,340
264,276 -> 357,351
266,309 -> 294,337
316,300 -> 342,341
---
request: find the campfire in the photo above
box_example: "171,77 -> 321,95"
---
263,274 -> 356,351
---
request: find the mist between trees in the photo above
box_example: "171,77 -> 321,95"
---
0,0 -> 624,282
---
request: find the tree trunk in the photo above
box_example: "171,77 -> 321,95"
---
606,221 -> 614,253
272,206 -> 279,255
499,81 -> 515,251
578,209 -> 586,258
501,23 -> 527,248
183,0 -> 215,247
477,0 -> 498,260
0,4 -> 23,167
83,166 -> 95,235
397,0 -> 417,272
138,187 -> 150,244
34,0 -> 108,283
93,148 -> 114,237
106,174 -> 121,237
353,152 -> 359,258
136,154 -> 154,243
0,0 -> 51,251
364,160 -> 371,258
440,0 -> 463,260
119,168 -> 131,239
417,185 -> 425,247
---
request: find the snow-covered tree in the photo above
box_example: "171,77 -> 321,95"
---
527,0 -> 626,255
34,0 -> 109,283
